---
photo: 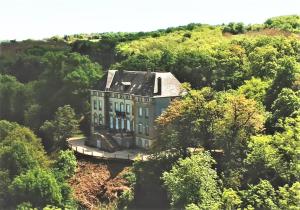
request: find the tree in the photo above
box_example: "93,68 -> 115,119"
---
0,170 -> 11,208
238,77 -> 271,105
265,15 -> 300,33
0,120 -> 19,141
216,94 -> 265,162
0,74 -> 27,123
241,180 -> 278,209
9,167 -> 63,208
162,152 -> 221,209
40,105 -> 79,150
269,88 -> 300,129
245,116 -> 300,186
0,127 -> 48,177
215,94 -> 265,189
277,182 -> 300,210
249,45 -> 279,79
265,56 -> 300,109
53,150 -> 77,180
221,188 -> 242,210
156,87 -> 221,154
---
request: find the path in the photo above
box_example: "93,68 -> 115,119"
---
68,137 -> 149,161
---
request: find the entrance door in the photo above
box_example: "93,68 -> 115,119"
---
96,140 -> 101,148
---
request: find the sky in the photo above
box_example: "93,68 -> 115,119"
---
1,0 -> 300,40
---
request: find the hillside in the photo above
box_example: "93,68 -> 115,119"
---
0,15 -> 300,210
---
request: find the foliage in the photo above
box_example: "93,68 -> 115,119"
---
0,120 -> 19,140
245,116 -> 300,186
221,188 -> 242,210
265,15 -> 300,33
132,151 -> 181,209
269,88 -> 300,129
0,122 -> 75,209
9,167 -> 63,208
277,182 -> 300,210
156,87 -> 221,153
162,152 -> 221,209
40,105 -> 79,150
238,77 -> 271,105
117,189 -> 134,210
223,22 -> 246,35
53,150 -> 77,180
0,127 -> 48,177
240,180 -> 278,209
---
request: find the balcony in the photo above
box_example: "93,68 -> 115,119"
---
115,110 -> 126,118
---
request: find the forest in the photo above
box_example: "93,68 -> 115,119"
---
0,15 -> 299,209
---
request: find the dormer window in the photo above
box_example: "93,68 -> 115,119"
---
121,82 -> 131,91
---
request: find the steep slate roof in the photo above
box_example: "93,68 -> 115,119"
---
97,70 -> 182,97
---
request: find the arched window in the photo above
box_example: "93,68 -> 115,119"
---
93,113 -> 98,124
99,114 -> 103,125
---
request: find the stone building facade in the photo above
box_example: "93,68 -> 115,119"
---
87,70 -> 181,151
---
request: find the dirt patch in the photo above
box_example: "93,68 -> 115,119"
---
69,159 -> 131,209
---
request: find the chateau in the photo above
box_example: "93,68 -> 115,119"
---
88,70 -> 182,152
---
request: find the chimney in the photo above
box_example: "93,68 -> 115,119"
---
157,77 -> 162,95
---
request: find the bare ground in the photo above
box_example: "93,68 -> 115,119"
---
69,157 -> 131,210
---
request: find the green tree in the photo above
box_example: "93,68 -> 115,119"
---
9,167 -> 63,208
249,45 -> 279,79
238,77 -> 271,105
241,180 -> 278,209
269,88 -> 300,129
0,120 -> 19,141
40,105 -> 79,150
265,56 -> 300,109
0,74 -> 27,123
53,150 -> 77,180
0,127 -> 48,177
265,15 -> 300,33
221,188 -> 242,210
246,116 -> 300,186
156,87 -> 221,153
277,182 -> 300,210
162,152 -> 221,209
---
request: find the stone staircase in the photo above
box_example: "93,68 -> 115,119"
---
94,131 -> 120,152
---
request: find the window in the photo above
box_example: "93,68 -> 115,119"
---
114,93 -> 118,98
115,102 -> 118,111
93,113 -> 98,124
110,116 -> 113,129
145,108 -> 149,118
116,118 -> 119,129
93,100 -> 97,109
126,104 -> 130,114
138,123 -> 143,134
144,97 -> 149,102
99,114 -> 103,125
138,107 -> 143,117
98,100 -> 102,110
109,102 -> 113,112
138,138 -> 142,147
144,139 -> 149,149
145,124 -> 149,136
120,103 -> 124,112
127,119 -> 131,131
121,118 -> 125,129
